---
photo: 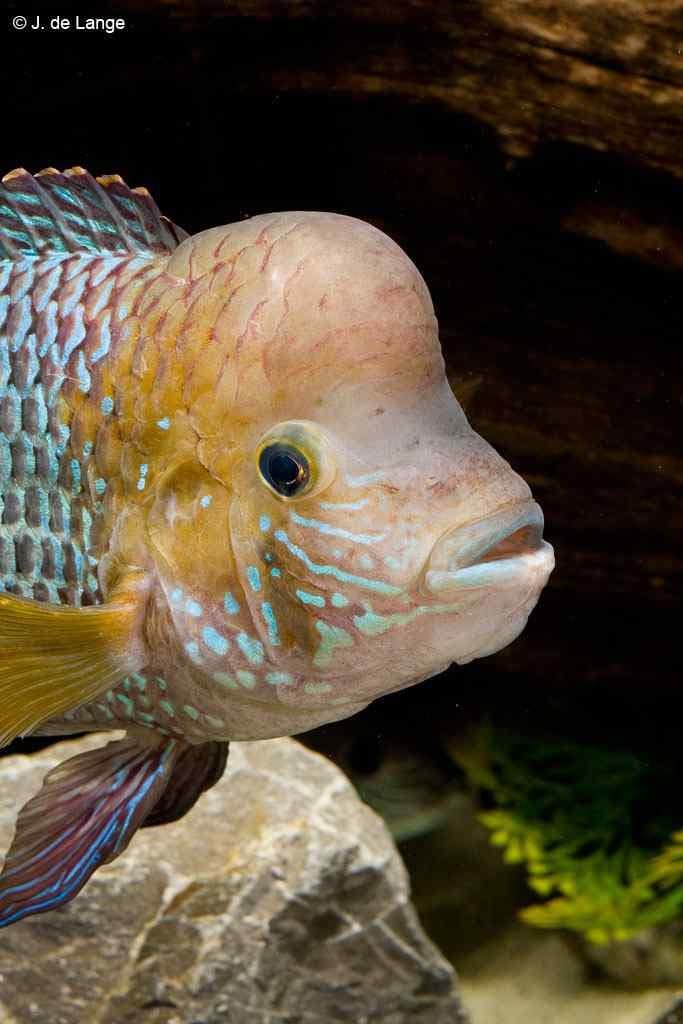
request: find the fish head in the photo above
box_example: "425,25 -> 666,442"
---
145,212 -> 554,733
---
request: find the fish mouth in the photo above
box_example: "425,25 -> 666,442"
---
424,501 -> 554,594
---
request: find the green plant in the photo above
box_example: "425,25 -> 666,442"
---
453,725 -> 683,944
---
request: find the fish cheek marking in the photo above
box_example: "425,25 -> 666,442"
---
146,460 -> 234,594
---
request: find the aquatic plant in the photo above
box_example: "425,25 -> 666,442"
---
453,725 -> 683,943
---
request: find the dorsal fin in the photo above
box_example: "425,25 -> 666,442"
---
0,166 -> 189,259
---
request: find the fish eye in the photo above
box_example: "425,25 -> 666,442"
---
259,443 -> 311,498
255,420 -> 336,500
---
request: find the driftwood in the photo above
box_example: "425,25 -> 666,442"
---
149,0 -> 683,180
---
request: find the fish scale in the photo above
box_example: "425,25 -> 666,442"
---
0,251 -> 150,605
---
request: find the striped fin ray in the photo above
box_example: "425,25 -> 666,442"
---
0,584 -> 145,747
0,166 -> 188,259
0,736 -> 179,927
141,740 -> 229,828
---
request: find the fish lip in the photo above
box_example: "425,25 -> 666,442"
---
423,501 -> 554,594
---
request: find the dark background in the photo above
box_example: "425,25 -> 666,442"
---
2,1 -> 681,767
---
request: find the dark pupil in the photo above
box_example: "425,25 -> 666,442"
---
260,445 -> 309,496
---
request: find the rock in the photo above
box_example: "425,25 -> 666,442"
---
0,734 -> 467,1024
578,920 -> 683,988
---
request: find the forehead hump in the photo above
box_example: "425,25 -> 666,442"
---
166,212 -> 443,420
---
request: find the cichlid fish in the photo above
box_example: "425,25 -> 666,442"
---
0,167 -> 554,926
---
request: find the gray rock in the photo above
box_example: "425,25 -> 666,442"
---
0,734 -> 467,1024
578,920 -> 683,989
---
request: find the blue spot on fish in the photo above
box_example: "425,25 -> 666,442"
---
331,592 -> 349,608
213,671 -> 238,689
156,417 -> 170,430
296,589 -> 326,608
201,625 -> 230,656
185,598 -> 203,617
289,510 -> 385,546
69,459 -> 81,495
319,498 -> 369,511
274,530 -> 401,596
246,566 -> 261,592
236,632 -> 264,665
200,495 -> 212,508
270,567 -> 282,579
90,312 -> 112,363
261,602 -> 280,645
223,591 -> 240,614
266,671 -> 293,685
185,641 -> 202,664
259,514 -> 271,532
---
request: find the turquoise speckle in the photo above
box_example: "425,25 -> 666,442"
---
101,396 -> 114,415
131,673 -> 147,692
156,416 -> 170,430
116,693 -> 134,718
266,671 -> 293,686
236,632 -> 265,665
155,676 -> 168,690
319,498 -> 369,511
183,704 -> 200,720
75,350 -> 91,393
200,494 -> 212,508
95,477 -> 106,495
331,592 -> 349,608
223,591 -> 240,615
170,588 -> 183,604
185,598 -> 203,617
201,625 -> 230,656
160,699 -> 175,717
236,669 -> 256,689
246,566 -> 261,592
384,555 -> 402,570
213,671 -> 238,690
274,529 -> 401,596
304,681 -> 333,695
185,640 -> 202,663
289,510 -> 385,546
353,601 -> 462,636
261,601 -> 280,645
296,588 -> 326,608
259,514 -> 271,532
313,620 -> 354,668
136,462 -> 149,491
70,458 -> 81,495
270,567 -> 282,579
82,440 -> 94,458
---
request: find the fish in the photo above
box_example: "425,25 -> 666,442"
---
0,166 -> 554,926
